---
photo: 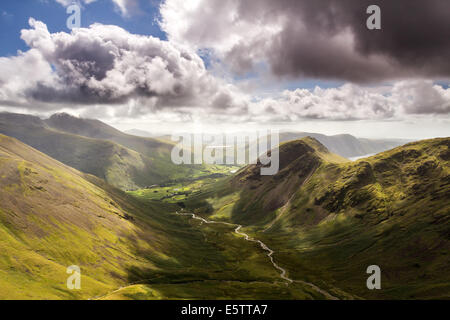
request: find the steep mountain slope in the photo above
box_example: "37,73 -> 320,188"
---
279,132 -> 408,158
184,137 -> 450,299
0,133 -> 171,298
184,137 -> 347,224
0,113 -> 162,190
45,113 -> 239,184
271,138 -> 450,299
45,113 -> 173,158
228,138 -> 347,225
0,113 -> 227,190
0,134 -> 321,299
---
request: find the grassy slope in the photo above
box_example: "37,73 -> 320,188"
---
45,113 -> 237,184
0,134 -> 321,300
183,138 -> 347,224
182,137 -> 450,299
0,113 -> 164,190
270,138 -> 450,299
0,113 -> 233,190
0,133 -> 151,298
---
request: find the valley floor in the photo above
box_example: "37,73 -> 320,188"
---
96,210 -> 344,300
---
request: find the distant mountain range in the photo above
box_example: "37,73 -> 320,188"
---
126,128 -> 410,159
0,112 -> 228,190
278,132 -> 409,158
0,112 -> 410,190
124,129 -> 160,138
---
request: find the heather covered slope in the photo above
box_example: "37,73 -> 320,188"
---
183,137 -> 450,299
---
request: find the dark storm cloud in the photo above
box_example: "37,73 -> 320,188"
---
269,0 -> 450,81
162,0 -> 450,82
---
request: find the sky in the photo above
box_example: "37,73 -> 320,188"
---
0,0 -> 449,139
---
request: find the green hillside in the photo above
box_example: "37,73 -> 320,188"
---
45,113 -> 237,183
0,113 -> 233,190
1,130 -> 447,299
182,137 -> 450,299
0,134 -> 324,299
45,113 -> 174,158
0,133 -> 164,298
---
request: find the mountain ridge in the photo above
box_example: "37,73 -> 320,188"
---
0,112 -> 229,190
279,131 -> 409,158
183,136 -> 450,299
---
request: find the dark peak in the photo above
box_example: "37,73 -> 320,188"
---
46,112 -> 123,139
236,137 -> 328,182
279,138 -> 316,161
304,136 -> 330,151
48,112 -> 95,124
0,112 -> 45,127
47,112 -> 89,128
49,112 -> 76,119
49,112 -> 106,123
279,136 -> 330,158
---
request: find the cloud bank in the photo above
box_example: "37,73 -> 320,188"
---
160,0 -> 450,83
251,81 -> 450,122
0,13 -> 448,123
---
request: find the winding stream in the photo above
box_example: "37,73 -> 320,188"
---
177,212 -> 338,300
93,212 -> 339,300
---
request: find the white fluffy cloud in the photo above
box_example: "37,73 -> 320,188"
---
0,48 -> 53,108
392,80 -> 450,115
0,19 -> 247,117
248,81 -> 450,122
160,0 -> 282,76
